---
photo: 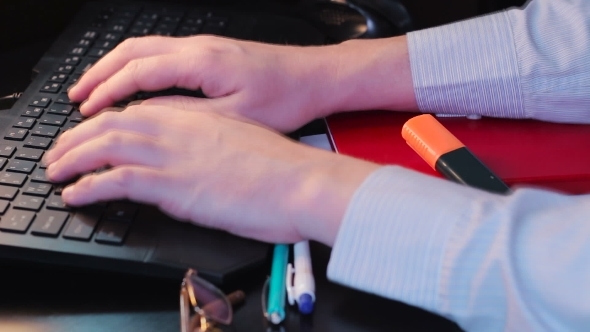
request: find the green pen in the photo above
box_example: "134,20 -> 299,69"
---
267,244 -> 289,324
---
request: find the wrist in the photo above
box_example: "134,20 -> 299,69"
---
290,150 -> 379,246
316,36 -> 418,116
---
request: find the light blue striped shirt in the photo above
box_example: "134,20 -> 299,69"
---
327,0 -> 590,331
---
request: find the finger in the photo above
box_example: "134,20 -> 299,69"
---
46,131 -> 164,183
44,106 -> 160,164
68,36 -> 184,102
61,165 -> 168,207
79,53 -> 198,116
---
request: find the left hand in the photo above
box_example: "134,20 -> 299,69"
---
43,104 -> 378,245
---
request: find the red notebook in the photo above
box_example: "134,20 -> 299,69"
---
325,111 -> 590,194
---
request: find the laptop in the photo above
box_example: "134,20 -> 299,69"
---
0,0 -> 331,285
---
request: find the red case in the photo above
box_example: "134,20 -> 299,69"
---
326,111 -> 590,194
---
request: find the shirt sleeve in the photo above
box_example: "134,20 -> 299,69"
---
327,166 -> 590,331
406,0 -> 590,124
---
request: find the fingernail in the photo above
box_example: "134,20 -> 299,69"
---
45,163 -> 56,179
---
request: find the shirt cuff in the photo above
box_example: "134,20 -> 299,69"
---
406,11 -> 525,119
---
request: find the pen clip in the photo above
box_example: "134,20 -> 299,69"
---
286,263 -> 295,306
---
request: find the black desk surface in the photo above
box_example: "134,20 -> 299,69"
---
0,242 -> 458,332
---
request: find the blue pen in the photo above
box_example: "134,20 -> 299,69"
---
267,244 -> 289,324
286,240 -> 316,314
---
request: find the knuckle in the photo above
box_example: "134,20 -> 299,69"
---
117,37 -> 140,53
111,167 -> 138,190
94,111 -> 119,130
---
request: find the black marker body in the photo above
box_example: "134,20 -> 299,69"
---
435,147 -> 511,194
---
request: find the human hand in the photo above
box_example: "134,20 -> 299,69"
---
68,35 -> 417,132
43,104 -> 379,245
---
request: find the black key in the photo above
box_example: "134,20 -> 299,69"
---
0,200 -> 9,214
0,172 -> 27,186
95,40 -> 116,50
61,56 -> 81,66
0,144 -> 16,157
47,104 -> 73,116
40,82 -> 62,94
75,58 -> 96,75
30,210 -> 69,237
24,136 -> 52,149
13,117 -> 36,129
69,46 -> 87,56
23,182 -> 51,197
69,111 -> 84,122
31,125 -> 59,138
4,128 -> 28,141
54,93 -> 73,105
76,39 -> 93,48
29,96 -> 52,108
0,158 -> 6,170
22,106 -> 44,118
39,114 -> 66,126
104,202 -> 138,222
61,121 -> 78,131
13,195 -> 43,211
82,30 -> 99,40
38,159 -> 48,169
56,65 -> 74,74
48,73 -> 68,83
99,32 -> 122,42
0,210 -> 35,233
30,168 -> 49,183
63,207 -> 102,241
94,221 -> 128,245
53,185 -> 64,195
68,73 -> 82,84
0,185 -> 18,200
46,195 -> 71,211
6,160 -> 35,174
15,148 -> 43,162
88,48 -> 109,58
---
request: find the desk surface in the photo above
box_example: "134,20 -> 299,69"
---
0,242 -> 459,332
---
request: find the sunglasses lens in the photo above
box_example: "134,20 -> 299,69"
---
187,273 -> 232,325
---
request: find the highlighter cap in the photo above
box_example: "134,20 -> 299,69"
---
401,114 -> 464,169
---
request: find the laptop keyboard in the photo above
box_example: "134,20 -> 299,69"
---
0,3 -> 238,245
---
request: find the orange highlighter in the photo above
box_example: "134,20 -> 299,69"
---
402,114 -> 511,194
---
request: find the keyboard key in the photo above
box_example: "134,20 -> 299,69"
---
30,169 -> 49,183
69,111 -> 84,122
23,182 -> 51,197
0,144 -> 16,157
24,136 -> 53,149
95,220 -> 128,245
95,39 -> 116,49
47,104 -> 73,116
22,106 -> 44,118
48,73 -> 68,83
0,200 -> 9,214
6,160 -> 35,174
63,207 -> 102,241
75,58 -> 96,75
46,195 -> 71,211
29,96 -> 52,108
56,65 -> 74,74
40,82 -> 62,94
13,195 -> 44,211
70,47 -> 87,56
61,56 -> 81,66
13,117 -> 36,129
31,125 -> 59,138
82,30 -> 99,40
0,209 -> 35,233
77,39 -> 93,48
30,210 -> 69,237
99,32 -> 122,42
0,172 -> 27,186
105,202 -> 138,222
39,114 -> 67,126
0,185 -> 18,200
61,121 -> 78,131
88,48 -> 109,58
4,128 -> 28,141
15,148 -> 43,162
0,158 -> 6,170
54,93 -> 73,105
